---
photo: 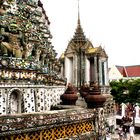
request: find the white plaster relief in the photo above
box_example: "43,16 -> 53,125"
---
36,88 -> 45,112
0,89 -> 6,115
23,88 -> 34,113
46,88 -> 51,111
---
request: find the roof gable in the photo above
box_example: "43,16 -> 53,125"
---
116,65 -> 140,77
116,66 -> 127,77
109,65 -> 123,80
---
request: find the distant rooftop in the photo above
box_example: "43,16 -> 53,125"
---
116,65 -> 140,77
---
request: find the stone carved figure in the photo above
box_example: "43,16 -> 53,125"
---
0,22 -> 24,58
39,49 -> 47,65
22,42 -> 33,59
1,33 -> 23,58
35,48 -> 41,61
10,93 -> 18,114
0,23 -> 35,59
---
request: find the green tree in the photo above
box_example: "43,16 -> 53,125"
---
110,79 -> 140,105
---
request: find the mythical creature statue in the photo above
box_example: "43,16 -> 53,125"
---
22,42 -> 34,59
1,33 -> 23,58
0,20 -> 35,59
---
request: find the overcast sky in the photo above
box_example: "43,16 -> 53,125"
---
41,0 -> 140,67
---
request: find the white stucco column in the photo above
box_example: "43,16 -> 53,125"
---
64,57 -> 71,84
85,56 -> 90,84
73,54 -> 78,86
135,105 -> 140,118
121,103 -> 126,117
94,56 -> 98,82
60,63 -> 64,77
99,59 -> 102,85
104,61 -> 109,85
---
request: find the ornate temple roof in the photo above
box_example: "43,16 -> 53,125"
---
87,47 -> 99,54
71,2 -> 86,45
86,46 -> 108,57
71,14 -> 87,45
60,1 -> 108,59
63,2 -> 89,55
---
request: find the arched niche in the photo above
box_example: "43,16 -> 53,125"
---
9,89 -> 22,114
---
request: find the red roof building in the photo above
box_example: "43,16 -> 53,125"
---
117,65 -> 140,77
109,65 -> 140,81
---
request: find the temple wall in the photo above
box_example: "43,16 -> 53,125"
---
0,85 -> 65,115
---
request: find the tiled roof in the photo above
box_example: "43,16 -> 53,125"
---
125,65 -> 140,77
116,65 -> 140,77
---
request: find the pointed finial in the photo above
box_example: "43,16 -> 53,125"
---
77,0 -> 80,25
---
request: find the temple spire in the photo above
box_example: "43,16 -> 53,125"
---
78,0 -> 80,25
72,0 -> 86,44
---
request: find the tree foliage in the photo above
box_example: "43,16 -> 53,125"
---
110,79 -> 140,105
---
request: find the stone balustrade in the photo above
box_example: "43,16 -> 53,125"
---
0,108 -> 95,137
